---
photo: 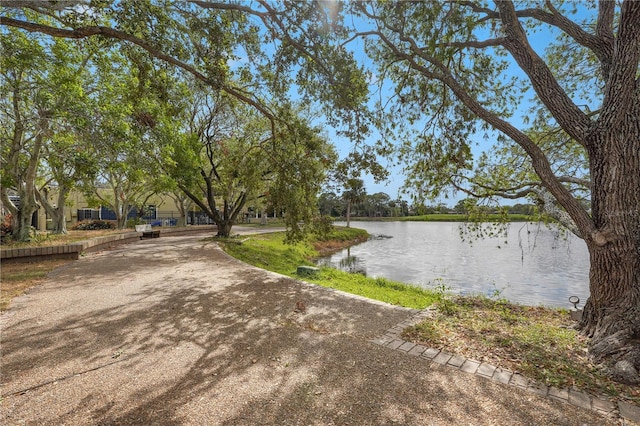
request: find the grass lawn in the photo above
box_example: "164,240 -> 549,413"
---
219,227 -> 441,309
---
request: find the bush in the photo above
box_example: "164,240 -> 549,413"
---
309,215 -> 335,240
71,220 -> 116,231
126,217 -> 145,228
1,213 -> 13,236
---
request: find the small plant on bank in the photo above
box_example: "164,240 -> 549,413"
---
28,227 -> 50,244
402,295 -> 639,403
309,215 -> 334,240
126,217 -> 145,228
430,278 -> 460,315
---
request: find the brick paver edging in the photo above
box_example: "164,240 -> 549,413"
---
371,308 -> 640,424
0,225 -> 218,263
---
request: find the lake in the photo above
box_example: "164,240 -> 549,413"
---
318,221 -> 590,308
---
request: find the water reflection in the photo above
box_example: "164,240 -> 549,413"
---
337,250 -> 366,276
318,221 -> 590,308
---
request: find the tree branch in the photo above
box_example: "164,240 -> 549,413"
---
355,3 -> 595,240
451,178 -> 538,200
438,38 -> 507,49
596,1 -> 615,44
0,17 -> 276,122
497,2 -> 592,145
457,0 -> 612,65
2,1 -> 87,10
597,0 -> 640,130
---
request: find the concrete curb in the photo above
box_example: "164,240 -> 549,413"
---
372,308 -> 640,424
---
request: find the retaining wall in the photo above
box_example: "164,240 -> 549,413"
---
0,225 -> 217,263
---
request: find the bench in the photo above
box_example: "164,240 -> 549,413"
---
135,224 -> 160,239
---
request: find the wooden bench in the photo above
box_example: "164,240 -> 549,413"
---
135,224 -> 160,239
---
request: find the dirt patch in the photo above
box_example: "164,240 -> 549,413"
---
313,236 -> 368,256
1,259 -> 74,310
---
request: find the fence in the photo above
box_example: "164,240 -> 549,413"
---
75,205 -> 221,228
139,212 -> 216,227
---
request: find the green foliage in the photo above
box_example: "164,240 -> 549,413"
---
402,295 -> 637,401
126,218 -> 145,228
71,220 -> 116,231
220,228 -> 440,309
1,20 -> 61,240
308,215 -> 334,240
345,1 -> 601,236
158,86 -> 336,239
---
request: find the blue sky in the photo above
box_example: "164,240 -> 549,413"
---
226,1 -> 596,207
323,2 -> 596,207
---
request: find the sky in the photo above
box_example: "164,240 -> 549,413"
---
320,1 -> 597,207
117,0 -> 591,208
2,1 -> 596,208
316,14 -> 479,206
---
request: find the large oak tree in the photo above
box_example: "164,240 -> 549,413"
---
349,0 -> 640,384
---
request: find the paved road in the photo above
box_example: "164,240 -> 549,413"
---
1,234 -> 613,425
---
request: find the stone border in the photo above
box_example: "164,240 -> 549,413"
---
0,225 -> 218,263
221,250 -> 640,424
371,308 -> 640,425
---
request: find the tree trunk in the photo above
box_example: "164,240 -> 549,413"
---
36,187 -> 68,234
117,213 -> 128,229
579,241 -> 640,384
12,202 -> 37,241
216,220 -> 232,237
49,207 -> 67,234
577,104 -> 640,385
346,200 -> 351,228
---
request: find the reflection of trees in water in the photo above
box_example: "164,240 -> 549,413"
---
338,247 -> 367,275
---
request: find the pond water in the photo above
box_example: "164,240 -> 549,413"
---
318,221 -> 590,308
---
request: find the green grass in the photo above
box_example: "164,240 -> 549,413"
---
315,268 -> 440,308
234,219 -> 287,229
402,295 -> 639,402
219,227 -> 441,309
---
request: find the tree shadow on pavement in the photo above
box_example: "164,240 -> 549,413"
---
1,237 -> 610,425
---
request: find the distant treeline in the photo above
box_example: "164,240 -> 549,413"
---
318,191 -> 536,219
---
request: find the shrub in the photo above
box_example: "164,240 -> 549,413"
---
309,215 -> 334,240
1,214 -> 13,236
71,220 -> 116,231
126,217 -> 145,228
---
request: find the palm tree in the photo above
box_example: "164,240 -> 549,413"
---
343,178 -> 366,228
